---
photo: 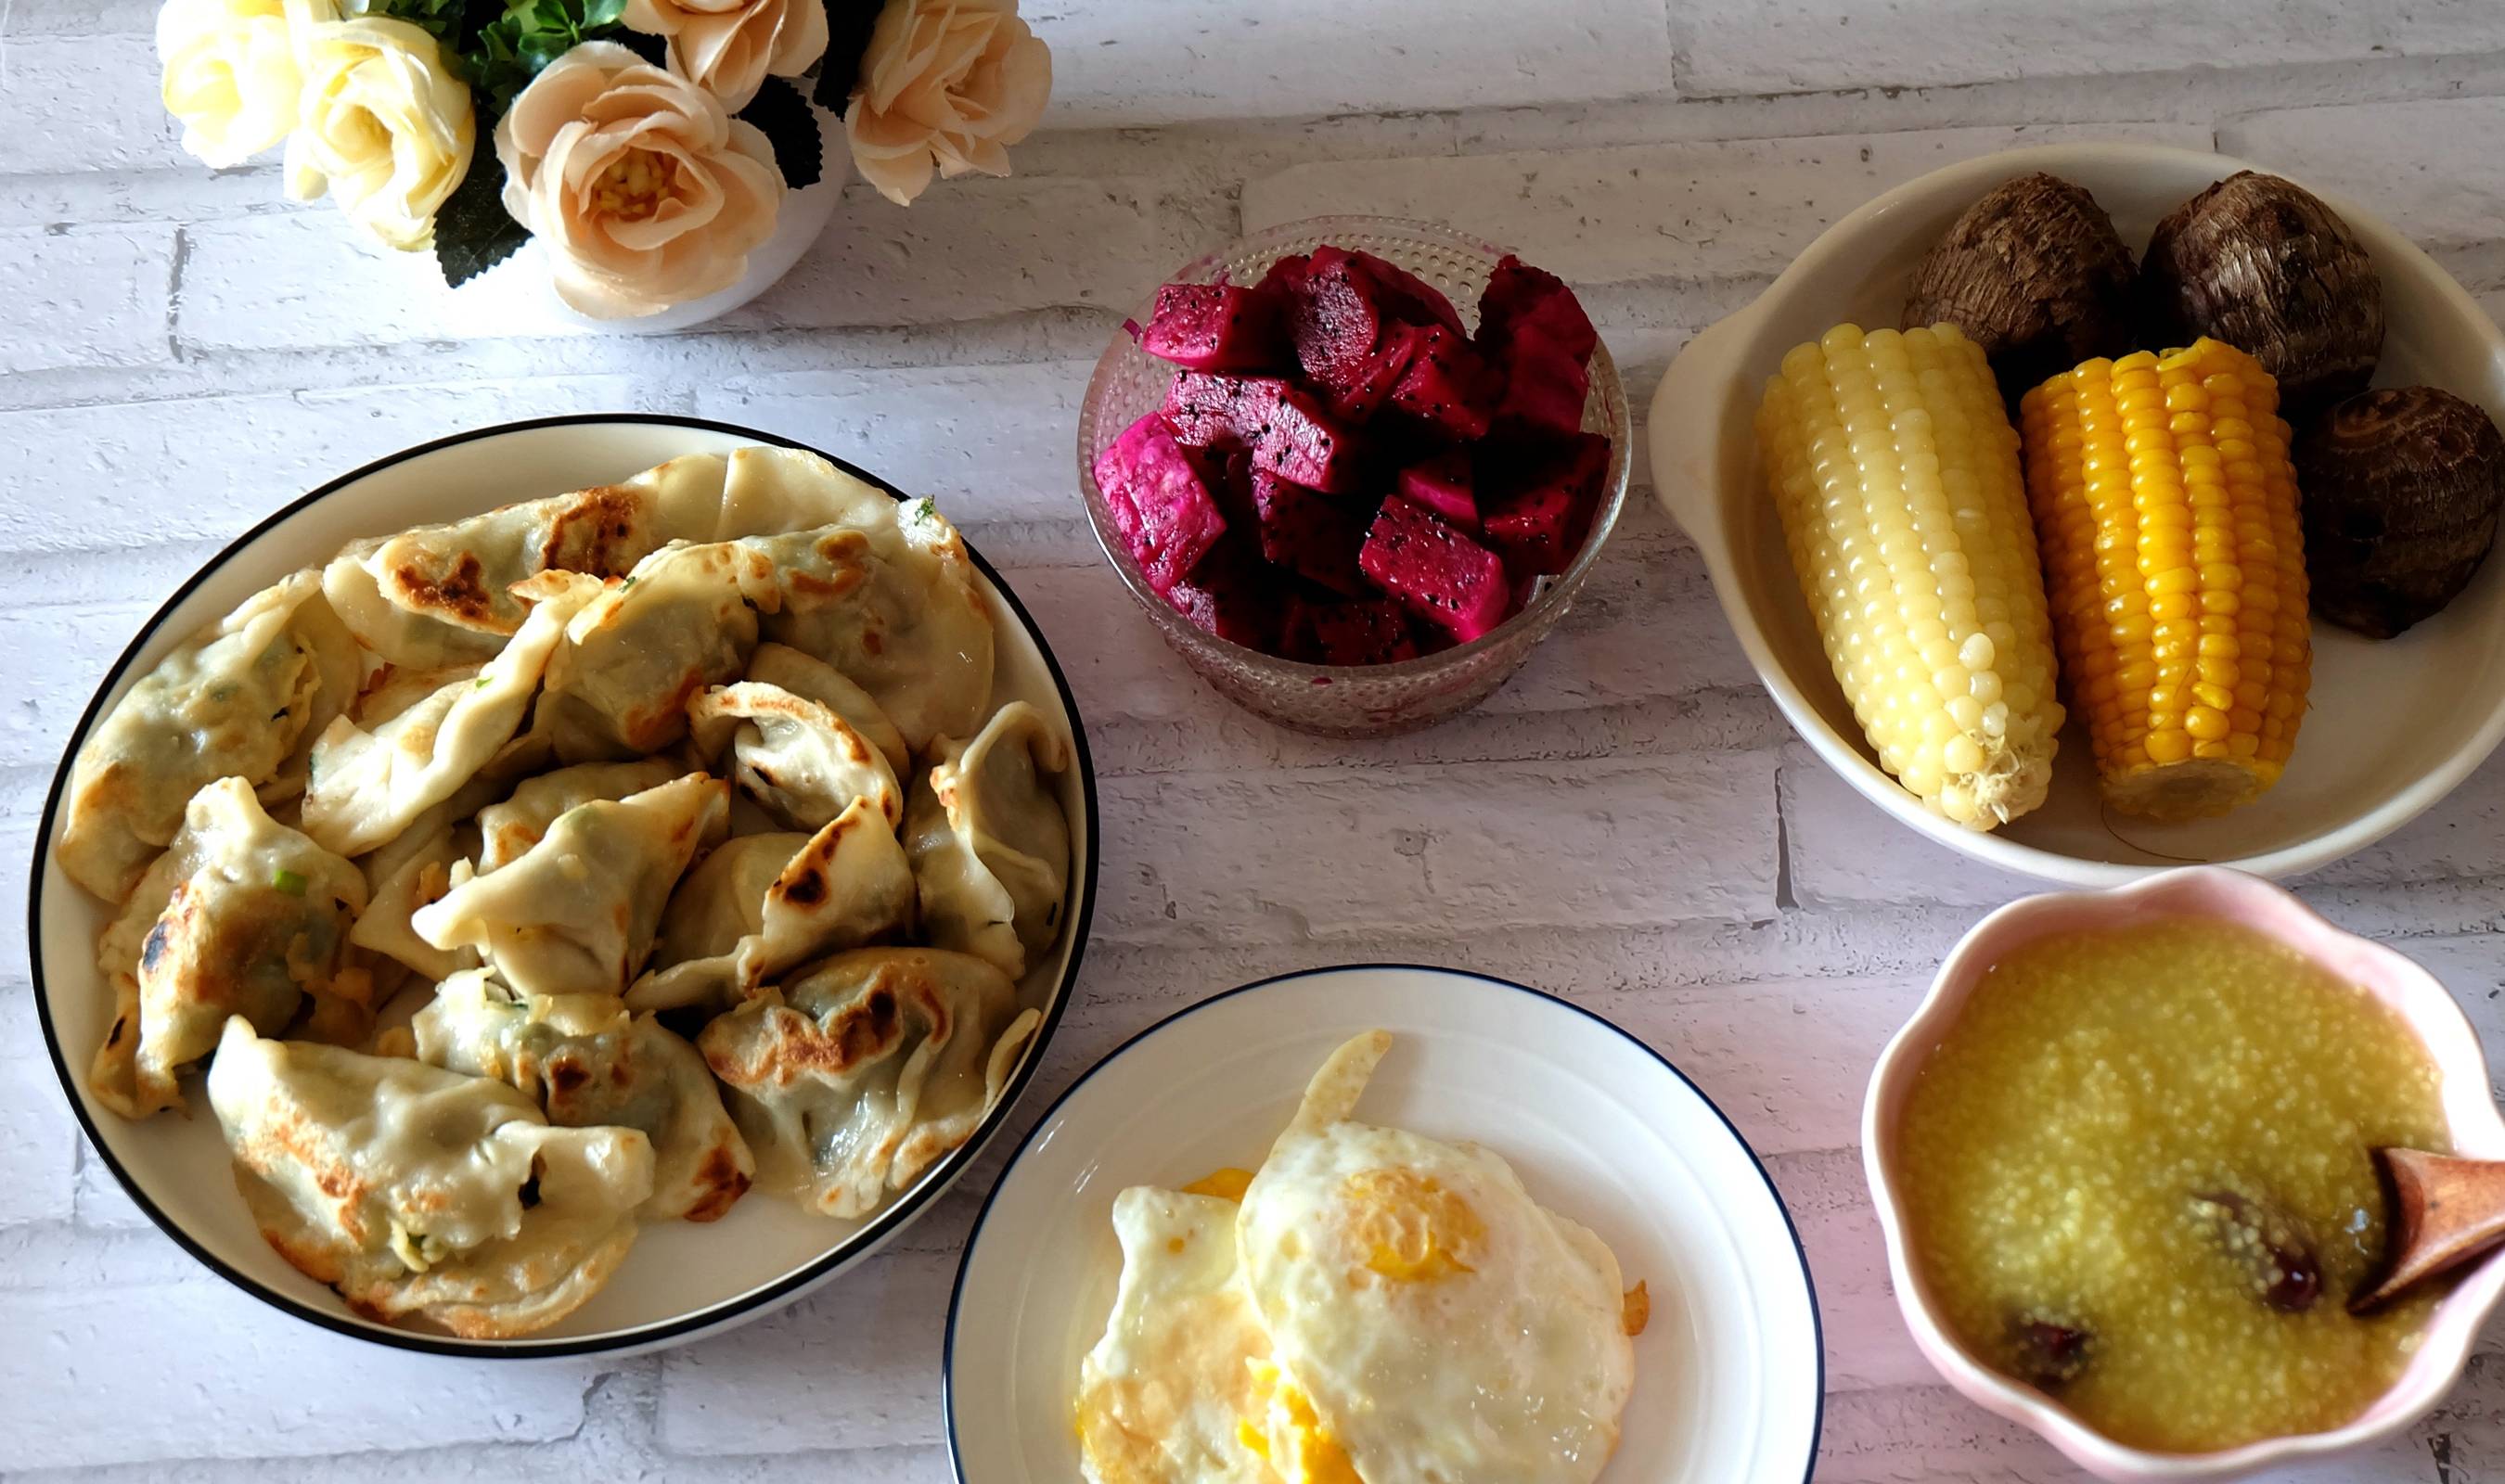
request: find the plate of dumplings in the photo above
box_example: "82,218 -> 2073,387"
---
28,416 -> 1097,1355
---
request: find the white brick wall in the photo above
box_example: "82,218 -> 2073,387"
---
9,3 -> 2505,1479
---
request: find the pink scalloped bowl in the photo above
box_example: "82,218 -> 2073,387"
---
1861,866 -> 2505,1480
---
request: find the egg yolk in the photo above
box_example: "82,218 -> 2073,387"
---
1339,1168 -> 1484,1283
1182,1166 -> 1256,1201
1240,1359 -> 1364,1484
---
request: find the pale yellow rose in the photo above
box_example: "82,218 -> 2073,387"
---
284,15 -> 474,251
845,0 -> 1050,207
622,0 -> 828,112
157,0 -> 330,168
495,42 -> 785,320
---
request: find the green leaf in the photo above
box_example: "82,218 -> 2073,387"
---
433,147 -> 531,288
349,0 -> 469,48
271,868 -> 308,897
813,1 -> 881,112
739,76 -> 822,190
466,0 -> 636,111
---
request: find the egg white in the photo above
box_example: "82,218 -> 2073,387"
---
1234,1031 -> 1638,1484
1075,1186 -> 1281,1484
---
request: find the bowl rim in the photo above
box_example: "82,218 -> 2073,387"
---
1648,140 -> 2505,887
1076,211 -> 1635,680
937,960 -> 1828,1483
1858,864 -> 2505,1478
25,411 -> 1103,1359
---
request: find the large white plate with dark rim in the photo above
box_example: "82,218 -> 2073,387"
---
27,414 -> 1100,1358
944,965 -> 1824,1483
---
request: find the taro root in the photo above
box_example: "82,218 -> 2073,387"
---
2190,1188 -> 2322,1312
2296,386 -> 2505,638
2141,172 -> 2383,416
1902,173 -> 2138,405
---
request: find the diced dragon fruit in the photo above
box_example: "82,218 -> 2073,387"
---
1164,534 -> 1279,651
1396,450 -> 1478,529
1345,250 -> 1466,336
1482,431 -> 1611,577
1163,372 -> 1364,493
1359,495 -> 1512,642
1135,283 -> 1286,372
1317,323 -> 1420,424
1304,597 -> 1422,666
1479,255 -> 1600,438
1248,383 -> 1366,493
1253,472 -> 1366,595
1281,246 -> 1388,389
1388,326 -> 1497,441
1162,371 -> 1288,447
1092,413 -> 1229,595
1480,254 -> 1599,364
1188,440 -> 1257,527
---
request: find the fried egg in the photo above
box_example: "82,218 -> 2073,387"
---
1233,1030 -> 1638,1484
1074,1185 -> 1281,1484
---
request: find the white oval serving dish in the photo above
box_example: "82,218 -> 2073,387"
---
1647,142 -> 2505,886
27,415 -> 1099,1358
944,964 -> 1824,1483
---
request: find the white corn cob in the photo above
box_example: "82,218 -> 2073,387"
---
1755,323 -> 2064,829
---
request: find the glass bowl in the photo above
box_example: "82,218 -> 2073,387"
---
1076,214 -> 1634,738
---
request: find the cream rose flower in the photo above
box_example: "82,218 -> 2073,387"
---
622,0 -> 828,112
495,42 -> 785,320
283,15 -> 473,251
845,0 -> 1051,207
157,0 -> 327,168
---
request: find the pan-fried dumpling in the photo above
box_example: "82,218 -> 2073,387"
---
903,702 -> 1073,980
745,642 -> 909,778
698,948 -> 1041,1218
740,497 -> 994,750
319,449 -> 895,671
517,540 -> 782,763
347,777 -> 498,986
205,1017 -> 654,1337
628,799 -> 916,1012
475,759 -> 681,872
92,777 -> 370,1119
58,571 -> 360,902
412,774 -> 728,998
687,681 -> 902,831
412,973 -> 752,1222
300,577 -> 595,857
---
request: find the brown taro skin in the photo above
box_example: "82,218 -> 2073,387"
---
2296,386 -> 2505,639
1902,173 -> 2139,406
2141,172 -> 2384,417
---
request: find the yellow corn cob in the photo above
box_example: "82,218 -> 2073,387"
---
1757,323 -> 2065,829
2019,339 -> 2311,821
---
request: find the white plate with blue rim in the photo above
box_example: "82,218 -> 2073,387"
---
943,964 -> 1823,1482
29,415 -> 1100,1358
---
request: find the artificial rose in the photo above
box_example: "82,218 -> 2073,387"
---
844,0 -> 1050,207
622,0 -> 828,112
157,0 -> 325,168
283,15 -> 473,250
495,42 -> 785,320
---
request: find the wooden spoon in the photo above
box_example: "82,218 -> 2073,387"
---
2350,1148 -> 2505,1313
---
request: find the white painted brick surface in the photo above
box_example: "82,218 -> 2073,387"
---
0,36 -> 186,176
0,226 -> 175,375
0,1283 -> 602,1468
658,1250 -> 956,1454
1675,0 -> 2505,98
1033,0 -> 1676,127
1240,122 -> 2214,288
11,4 -> 2505,1479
